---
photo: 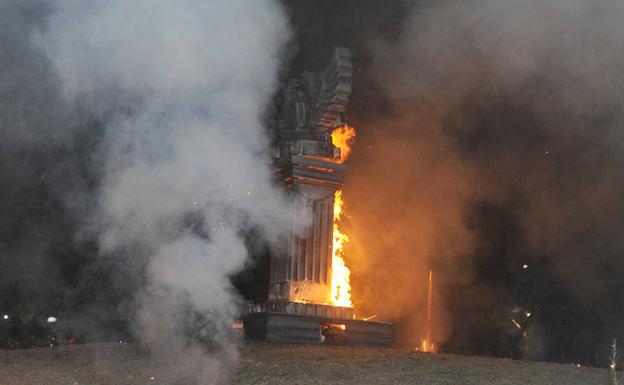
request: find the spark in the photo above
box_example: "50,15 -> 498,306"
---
362,314 -> 378,321
47,316 -> 57,323
2,314 -> 8,320
522,264 -> 528,269
511,318 -> 522,330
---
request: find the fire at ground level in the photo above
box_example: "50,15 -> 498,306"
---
0,341 -> 608,385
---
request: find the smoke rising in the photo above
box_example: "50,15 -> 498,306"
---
343,0 -> 624,359
33,0 -> 291,382
4,0 -> 624,371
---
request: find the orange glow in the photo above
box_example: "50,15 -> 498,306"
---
330,190 -> 352,307
420,270 -> 438,353
333,323 -> 346,330
331,124 -> 357,163
420,339 -> 437,353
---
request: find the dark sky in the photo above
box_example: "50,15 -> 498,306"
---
283,0 -> 409,123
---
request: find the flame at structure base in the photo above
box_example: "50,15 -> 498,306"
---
419,269 -> 438,353
330,190 -> 352,307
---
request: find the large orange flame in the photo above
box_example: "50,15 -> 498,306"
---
331,190 -> 352,307
329,124 -> 355,308
331,124 -> 357,163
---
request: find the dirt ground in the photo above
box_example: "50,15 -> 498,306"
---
0,341 -> 608,385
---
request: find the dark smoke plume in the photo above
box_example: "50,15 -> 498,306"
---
0,1 -> 104,341
342,0 -> 624,361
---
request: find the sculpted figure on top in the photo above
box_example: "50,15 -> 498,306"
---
273,47 -> 352,161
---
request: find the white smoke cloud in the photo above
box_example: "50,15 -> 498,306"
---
36,0 -> 291,382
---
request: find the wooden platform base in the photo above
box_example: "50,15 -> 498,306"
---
243,311 -> 394,346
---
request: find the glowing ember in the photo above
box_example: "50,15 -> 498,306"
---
330,190 -> 352,307
420,269 -> 438,353
331,323 -> 346,330
331,124 -> 357,163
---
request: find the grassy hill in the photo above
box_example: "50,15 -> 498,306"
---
0,341 -> 608,385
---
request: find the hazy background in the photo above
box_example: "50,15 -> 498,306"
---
286,0 -> 624,363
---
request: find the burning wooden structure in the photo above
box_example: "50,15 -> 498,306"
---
244,48 -> 393,346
